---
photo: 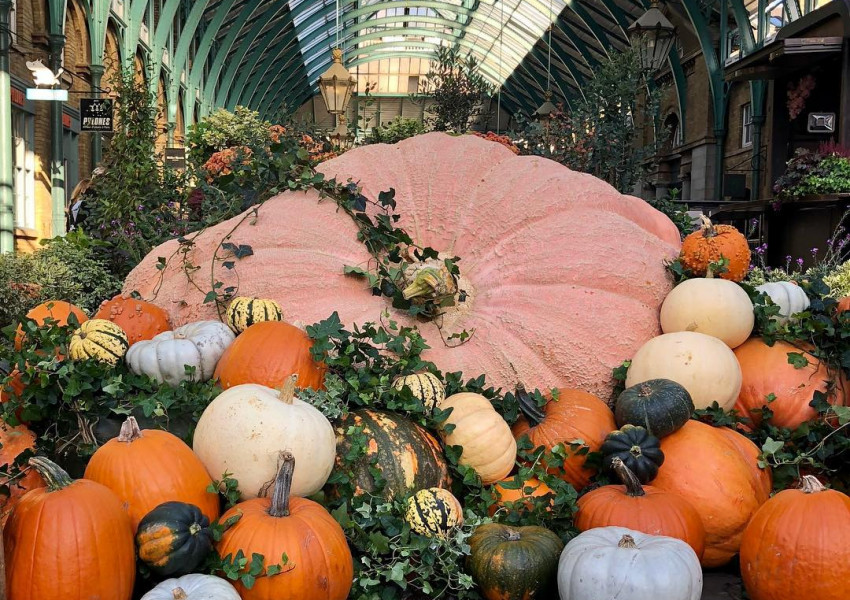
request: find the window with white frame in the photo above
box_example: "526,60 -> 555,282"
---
742,103 -> 753,148
12,109 -> 36,230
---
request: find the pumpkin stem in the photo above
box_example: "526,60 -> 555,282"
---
28,456 -> 73,491
698,214 -> 719,239
800,475 -> 826,494
611,457 -> 645,497
618,534 -> 638,549
516,384 -> 546,428
172,589 -> 188,600
401,260 -> 457,301
504,527 -> 522,542
277,374 -> 298,404
117,416 -> 143,443
269,451 -> 296,517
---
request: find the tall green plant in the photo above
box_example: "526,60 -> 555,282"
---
86,66 -> 188,278
519,49 -> 663,194
417,46 -> 493,133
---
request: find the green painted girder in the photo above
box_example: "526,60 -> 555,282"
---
47,0 -> 67,36
124,1 -> 150,63
729,0 -> 757,51
148,0 -> 187,99
210,0 -> 289,109
238,30 -> 305,109
186,0 -> 244,120
565,0 -> 615,57
525,41 -> 575,101
87,0 -> 110,66
543,34 -> 591,91
554,10 -> 603,68
241,39 -> 306,111
225,22 -> 298,109
679,0 -> 726,132
163,0 -> 212,124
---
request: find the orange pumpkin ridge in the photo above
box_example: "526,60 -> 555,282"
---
213,321 -> 326,390
511,388 -> 616,491
14,300 -> 88,350
734,338 -> 847,430
216,451 -> 354,600
740,476 -> 850,600
679,216 -> 751,282
84,416 -> 220,530
4,457 -> 136,600
574,457 -> 706,558
95,294 -> 171,345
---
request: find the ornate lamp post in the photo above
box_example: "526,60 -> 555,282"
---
628,0 -> 677,75
318,48 -> 357,116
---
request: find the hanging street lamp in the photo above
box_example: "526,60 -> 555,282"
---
628,0 -> 677,75
318,47 -> 357,115
330,114 -> 352,150
533,89 -> 557,121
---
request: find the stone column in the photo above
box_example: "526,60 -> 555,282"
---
49,33 -> 66,237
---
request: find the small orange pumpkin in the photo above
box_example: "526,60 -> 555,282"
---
14,300 -> 88,350
4,457 -> 136,600
679,216 -> 750,281
837,296 -> 850,314
94,294 -> 171,345
575,457 -> 706,558
0,420 -> 44,526
734,338 -> 847,430
489,475 -> 553,516
213,321 -> 326,390
511,387 -> 616,491
216,451 -> 353,600
740,476 -> 850,600
84,416 -> 220,530
652,420 -> 772,567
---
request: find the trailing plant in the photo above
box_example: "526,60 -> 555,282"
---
415,45 -> 493,133
86,65 -> 190,278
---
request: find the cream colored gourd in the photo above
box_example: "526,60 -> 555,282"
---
193,376 -> 335,499
756,282 -> 810,323
437,392 -> 516,484
392,372 -> 445,410
141,574 -> 240,600
557,526 -> 702,600
126,320 -> 235,386
660,278 -> 754,348
626,332 -> 742,411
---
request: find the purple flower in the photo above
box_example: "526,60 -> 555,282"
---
797,258 -> 805,267
137,205 -> 144,211
811,247 -> 819,257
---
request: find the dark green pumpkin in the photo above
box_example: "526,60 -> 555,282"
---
600,425 -> 664,484
467,523 -> 563,600
136,501 -> 213,577
615,378 -> 694,438
330,409 -> 450,499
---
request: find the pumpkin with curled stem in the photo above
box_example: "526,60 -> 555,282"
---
125,132 -> 680,398
600,425 -> 664,484
679,216 -> 750,281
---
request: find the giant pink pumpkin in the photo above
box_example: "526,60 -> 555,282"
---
125,133 -> 680,397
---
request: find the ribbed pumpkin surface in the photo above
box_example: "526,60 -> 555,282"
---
125,133 -> 680,396
331,409 -> 449,498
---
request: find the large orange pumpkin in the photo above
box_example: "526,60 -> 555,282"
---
679,216 -> 750,281
4,457 -> 135,600
84,416 -> 220,530
216,451 -> 353,600
0,421 -> 44,527
213,321 -> 326,390
734,338 -> 846,430
511,388 -> 616,491
0,368 -> 26,423
575,457 -> 706,558
740,476 -> 850,600
489,475 -> 553,517
94,294 -> 171,345
651,420 -> 772,567
124,133 -> 681,398
14,300 -> 88,350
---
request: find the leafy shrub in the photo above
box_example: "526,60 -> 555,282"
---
646,189 -> 694,239
187,106 -> 274,168
0,232 -> 121,330
364,117 -> 425,145
774,149 -> 850,202
823,261 -> 850,298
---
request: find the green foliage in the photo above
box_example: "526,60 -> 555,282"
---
823,261 -> 850,298
365,117 -> 425,145
417,46 -> 493,133
646,189 -> 694,239
0,232 -> 120,330
774,150 -> 850,202
518,49 -> 664,194
85,65 -> 189,279
0,318 -> 219,476
305,315 -> 579,600
187,106 -> 274,168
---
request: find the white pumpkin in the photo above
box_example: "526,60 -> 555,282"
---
126,320 -> 235,386
626,331 -> 742,411
192,376 -> 335,499
141,573 -> 240,600
557,526 -> 702,600
756,281 -> 810,323
660,278 -> 754,348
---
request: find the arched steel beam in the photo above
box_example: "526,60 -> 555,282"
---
238,31 -> 304,109
123,0 -> 149,64
147,0 -> 184,99
164,0 -> 213,127
225,24 -> 297,110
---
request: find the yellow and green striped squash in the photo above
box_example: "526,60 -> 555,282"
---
405,487 -> 464,537
226,297 -> 283,333
69,319 -> 129,365
392,372 -> 445,411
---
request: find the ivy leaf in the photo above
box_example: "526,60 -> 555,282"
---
787,352 -> 809,369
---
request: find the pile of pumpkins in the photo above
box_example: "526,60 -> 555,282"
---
1,217 -> 850,600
